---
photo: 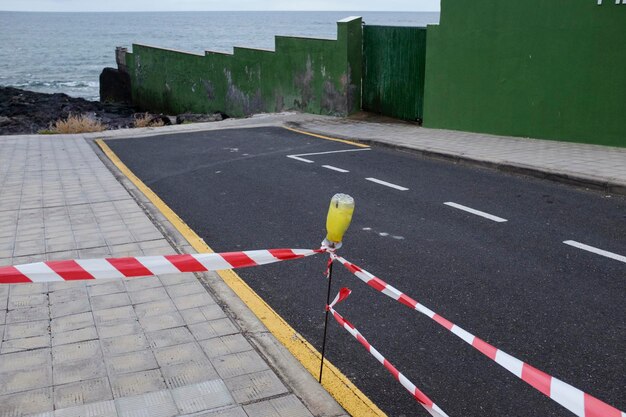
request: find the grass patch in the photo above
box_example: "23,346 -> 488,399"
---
43,114 -> 106,134
134,113 -> 165,128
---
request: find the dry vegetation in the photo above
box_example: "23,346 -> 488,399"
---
44,114 -> 106,134
133,112 -> 165,128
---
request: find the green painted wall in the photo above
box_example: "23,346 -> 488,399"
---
362,26 -> 427,122
125,17 -> 362,117
423,0 -> 626,147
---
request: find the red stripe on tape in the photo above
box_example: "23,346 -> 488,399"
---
165,254 -> 207,273
584,393 -> 623,417
47,260 -> 94,281
472,337 -> 498,360
221,252 -> 258,268
106,257 -> 153,277
383,358 -> 400,380
398,294 -> 418,309
433,314 -> 454,330
268,249 -> 300,260
414,388 -> 434,408
367,276 -> 387,292
0,266 -> 31,283
521,363 -> 551,397
356,333 -> 370,350
344,261 -> 362,274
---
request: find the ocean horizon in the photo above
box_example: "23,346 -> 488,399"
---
0,11 -> 440,101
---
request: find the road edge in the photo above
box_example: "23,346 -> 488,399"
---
93,138 -> 386,417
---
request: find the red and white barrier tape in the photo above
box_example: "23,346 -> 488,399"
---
330,253 -> 625,417
0,249 -> 322,284
327,287 -> 449,417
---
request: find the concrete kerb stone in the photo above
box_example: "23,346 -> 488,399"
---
86,128 -> 350,417
284,121 -> 626,196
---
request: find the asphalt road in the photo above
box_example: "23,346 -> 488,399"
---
106,127 -> 626,417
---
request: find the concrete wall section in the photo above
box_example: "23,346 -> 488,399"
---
126,17 -> 362,117
423,0 -> 626,147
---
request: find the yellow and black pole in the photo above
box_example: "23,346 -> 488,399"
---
319,193 -> 355,383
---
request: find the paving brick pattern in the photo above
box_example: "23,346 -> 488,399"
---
0,135 -> 323,417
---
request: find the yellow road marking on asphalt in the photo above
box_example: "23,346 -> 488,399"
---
96,138 -> 386,417
283,126 -> 371,148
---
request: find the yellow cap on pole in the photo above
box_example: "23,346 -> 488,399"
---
325,193 -> 354,247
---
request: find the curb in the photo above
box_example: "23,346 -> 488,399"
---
285,122 -> 626,196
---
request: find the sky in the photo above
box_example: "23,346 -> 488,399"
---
0,0 -> 440,12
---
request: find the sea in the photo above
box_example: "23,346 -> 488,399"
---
0,11 -> 439,101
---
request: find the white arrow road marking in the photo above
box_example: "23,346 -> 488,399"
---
286,147 -> 371,163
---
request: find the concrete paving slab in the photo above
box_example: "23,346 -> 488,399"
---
105,349 -> 159,376
115,390 -> 177,417
161,359 -> 220,389
184,407 -> 247,417
199,335 -> 253,359
53,377 -> 113,409
243,394 -> 314,417
146,327 -> 195,349
1,334 -> 50,353
101,333 -> 149,356
110,369 -> 166,398
211,350 -> 270,379
153,342 -> 206,368
52,326 -> 98,347
224,370 -> 288,404
51,312 -> 94,334
0,387 -> 54,416
171,380 -> 234,414
54,400 -> 117,417
188,318 -> 239,342
53,357 -> 107,385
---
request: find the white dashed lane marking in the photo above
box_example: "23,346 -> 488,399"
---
444,202 -> 508,222
365,178 -> 409,191
563,240 -> 626,263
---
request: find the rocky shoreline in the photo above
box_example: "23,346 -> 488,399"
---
0,86 -> 227,135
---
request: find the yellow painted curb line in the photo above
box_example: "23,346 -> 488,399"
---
96,139 -> 386,417
283,125 -> 371,148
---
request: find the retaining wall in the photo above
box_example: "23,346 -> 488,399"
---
124,17 -> 362,117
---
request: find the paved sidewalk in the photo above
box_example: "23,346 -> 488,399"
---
0,133 -> 345,417
288,116 -> 626,194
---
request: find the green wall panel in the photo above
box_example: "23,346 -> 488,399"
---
363,26 -> 427,121
127,17 -> 362,117
423,0 -> 626,147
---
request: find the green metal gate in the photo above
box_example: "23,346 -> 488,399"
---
362,26 -> 427,122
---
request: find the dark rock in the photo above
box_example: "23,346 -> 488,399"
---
149,114 -> 172,126
175,112 -> 226,124
99,67 -> 131,104
0,86 -> 137,135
